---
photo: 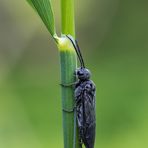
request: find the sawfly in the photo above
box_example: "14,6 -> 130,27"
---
62,35 -> 96,148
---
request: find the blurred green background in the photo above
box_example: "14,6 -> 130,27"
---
0,0 -> 148,148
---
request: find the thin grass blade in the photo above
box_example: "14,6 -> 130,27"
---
27,0 -> 56,36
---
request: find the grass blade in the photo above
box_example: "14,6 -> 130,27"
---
27,0 -> 56,36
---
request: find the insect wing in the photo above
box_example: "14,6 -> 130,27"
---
83,81 -> 96,148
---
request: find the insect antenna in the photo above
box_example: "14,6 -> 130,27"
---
66,35 -> 85,68
75,40 -> 85,68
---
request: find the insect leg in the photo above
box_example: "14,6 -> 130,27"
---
63,105 -> 76,113
63,108 -> 74,113
60,82 -> 75,88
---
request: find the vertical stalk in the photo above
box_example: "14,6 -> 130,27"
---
60,46 -> 77,148
61,0 -> 75,37
59,0 -> 80,148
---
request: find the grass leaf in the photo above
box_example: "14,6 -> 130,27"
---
27,0 -> 56,36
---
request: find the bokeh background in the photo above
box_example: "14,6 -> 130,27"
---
0,0 -> 148,148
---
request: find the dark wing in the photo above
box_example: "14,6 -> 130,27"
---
75,84 -> 85,139
75,80 -> 96,148
83,80 -> 96,148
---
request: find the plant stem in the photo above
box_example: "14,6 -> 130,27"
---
59,0 -> 80,148
60,46 -> 77,148
61,0 -> 75,37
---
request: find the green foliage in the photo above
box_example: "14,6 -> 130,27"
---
27,0 -> 56,36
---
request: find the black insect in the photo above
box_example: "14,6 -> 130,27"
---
65,35 -> 96,148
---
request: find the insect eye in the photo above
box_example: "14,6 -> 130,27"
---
77,71 -> 83,75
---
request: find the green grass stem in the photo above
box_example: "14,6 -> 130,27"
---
59,0 -> 80,148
